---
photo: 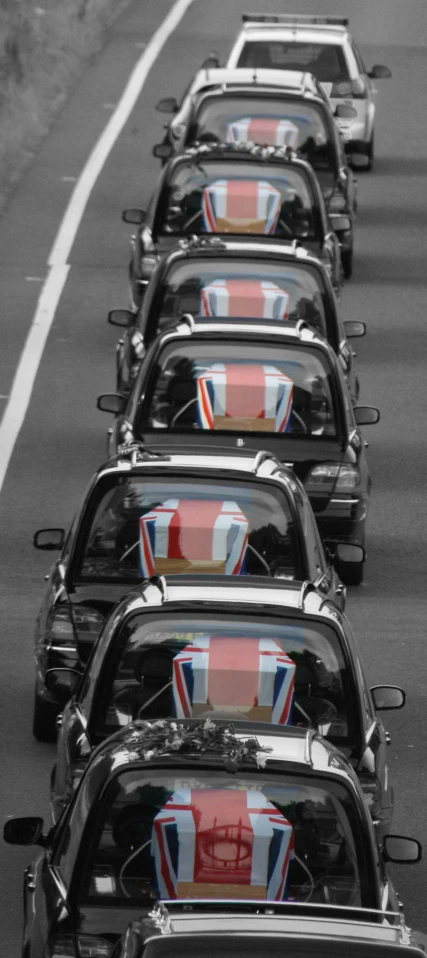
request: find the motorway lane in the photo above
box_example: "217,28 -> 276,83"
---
0,0 -> 426,952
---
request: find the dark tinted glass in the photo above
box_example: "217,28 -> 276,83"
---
146,940 -> 420,958
157,160 -> 318,241
92,613 -> 349,741
75,475 -> 299,584
79,768 -> 365,907
237,42 -> 349,84
147,259 -> 327,337
139,342 -> 337,438
193,97 -> 335,173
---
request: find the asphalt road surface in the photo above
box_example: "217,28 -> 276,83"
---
0,0 -> 426,951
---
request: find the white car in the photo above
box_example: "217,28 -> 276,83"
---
227,14 -> 392,169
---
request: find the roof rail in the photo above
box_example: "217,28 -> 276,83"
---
154,899 -> 399,921
150,575 -> 168,601
114,441 -> 168,465
304,728 -> 317,767
253,449 -> 272,474
242,13 -> 349,28
295,318 -> 309,339
298,580 -> 315,609
179,312 -> 196,332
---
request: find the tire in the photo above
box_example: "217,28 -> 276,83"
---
341,244 -> 353,279
365,131 -> 374,171
32,688 -> 57,742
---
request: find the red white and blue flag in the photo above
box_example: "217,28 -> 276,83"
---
200,278 -> 290,320
151,787 -> 294,900
139,499 -> 249,577
202,179 -> 282,235
226,116 -> 300,149
172,635 -> 296,724
197,363 -> 294,432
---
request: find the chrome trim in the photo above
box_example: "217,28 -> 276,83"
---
330,497 -> 360,504
253,450 -> 272,473
50,865 -> 68,901
365,720 -> 377,745
304,729 -> 316,766
75,704 -> 88,731
298,580 -> 312,608
151,575 -> 168,601
179,312 -> 195,332
159,898 -> 400,919
48,646 -> 78,653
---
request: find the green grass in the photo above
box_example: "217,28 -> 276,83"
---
0,0 -> 132,213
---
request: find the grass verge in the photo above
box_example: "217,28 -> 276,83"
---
0,0 -> 133,215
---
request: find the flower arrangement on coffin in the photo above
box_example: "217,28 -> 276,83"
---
126,718 -> 270,770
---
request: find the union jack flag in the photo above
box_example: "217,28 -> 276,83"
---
151,787 -> 294,901
226,116 -> 300,149
172,635 -> 296,724
200,278 -> 289,320
197,363 -> 294,433
202,179 -> 282,235
139,499 -> 248,577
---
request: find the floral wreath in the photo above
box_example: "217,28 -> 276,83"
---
126,718 -> 270,771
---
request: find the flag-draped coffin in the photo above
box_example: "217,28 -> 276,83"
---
200,278 -> 290,320
197,362 -> 294,432
202,179 -> 282,234
151,787 -> 295,900
139,499 -> 249,576
173,635 -> 296,723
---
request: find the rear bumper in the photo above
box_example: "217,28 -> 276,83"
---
313,495 -> 368,546
344,138 -> 370,154
316,514 -> 366,548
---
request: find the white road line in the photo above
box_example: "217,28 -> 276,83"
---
0,0 -> 194,494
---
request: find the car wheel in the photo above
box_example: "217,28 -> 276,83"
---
341,244 -> 353,279
32,688 -> 57,742
366,131 -> 374,171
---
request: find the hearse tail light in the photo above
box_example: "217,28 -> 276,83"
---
305,462 -> 360,495
46,934 -> 114,957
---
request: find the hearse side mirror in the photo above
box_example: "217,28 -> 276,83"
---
368,64 -> 392,79
122,208 -> 146,225
330,213 -> 351,233
156,97 -> 179,114
335,104 -> 357,119
354,406 -> 380,426
97,394 -> 126,415
371,686 -> 406,710
108,309 -> 134,328
334,542 -> 365,570
153,142 -> 173,160
45,668 -> 81,698
383,835 -> 422,864
344,321 -> 366,338
33,529 -> 65,550
4,817 -> 46,847
201,51 -> 220,69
